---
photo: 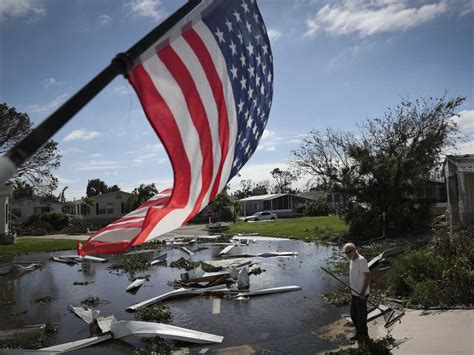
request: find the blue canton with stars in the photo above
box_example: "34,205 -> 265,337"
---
201,0 -> 273,181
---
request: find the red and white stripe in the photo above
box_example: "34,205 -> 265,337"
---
81,4 -> 237,253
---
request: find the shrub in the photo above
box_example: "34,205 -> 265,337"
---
41,212 -> 69,231
389,249 -> 444,297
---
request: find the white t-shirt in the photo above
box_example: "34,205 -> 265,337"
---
350,254 -> 370,296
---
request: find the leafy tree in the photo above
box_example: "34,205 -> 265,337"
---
233,179 -> 254,199
86,179 -> 121,197
12,181 -> 34,200
292,95 -> 464,238
1,103 -> 61,195
208,185 -> 233,221
252,182 -> 269,196
270,168 -> 298,193
128,183 -> 159,210
86,179 -> 109,197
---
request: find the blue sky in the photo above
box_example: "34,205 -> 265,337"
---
1,0 -> 473,200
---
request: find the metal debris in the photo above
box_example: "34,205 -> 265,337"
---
69,304 -> 100,325
127,285 -> 230,311
58,255 -> 107,263
150,253 -> 167,266
111,320 -> 224,344
0,324 -> 46,342
234,285 -> 302,298
39,334 -> 113,352
97,315 -> 118,334
219,244 -> 236,255
50,256 -> 78,265
237,267 -> 249,290
126,278 -> 146,292
180,246 -> 194,256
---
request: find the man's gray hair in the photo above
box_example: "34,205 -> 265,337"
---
343,243 -> 356,252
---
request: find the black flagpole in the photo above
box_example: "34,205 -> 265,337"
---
0,0 -> 201,185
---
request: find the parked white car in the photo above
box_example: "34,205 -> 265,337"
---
243,211 -> 278,222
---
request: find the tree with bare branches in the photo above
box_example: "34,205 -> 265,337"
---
292,95 -> 465,238
1,103 -> 61,195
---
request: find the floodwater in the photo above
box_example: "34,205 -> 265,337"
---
0,238 -> 349,354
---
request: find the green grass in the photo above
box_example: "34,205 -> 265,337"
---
0,238 -> 77,259
228,216 -> 348,241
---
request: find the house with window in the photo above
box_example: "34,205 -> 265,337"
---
67,190 -> 133,227
238,193 -> 312,217
445,154 -> 474,226
10,195 -> 63,224
298,190 -> 346,212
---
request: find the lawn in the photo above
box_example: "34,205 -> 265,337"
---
228,215 -> 348,241
0,238 -> 77,259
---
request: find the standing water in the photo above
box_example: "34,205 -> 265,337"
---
0,238 -> 348,354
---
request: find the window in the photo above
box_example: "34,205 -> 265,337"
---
255,203 -> 259,210
97,203 -> 106,215
34,206 -> 51,215
106,203 -> 114,214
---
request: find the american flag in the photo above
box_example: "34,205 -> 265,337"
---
79,0 -> 273,255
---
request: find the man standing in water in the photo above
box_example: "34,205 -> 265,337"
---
343,243 -> 371,341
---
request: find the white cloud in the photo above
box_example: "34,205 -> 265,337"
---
98,14 -> 111,25
304,1 -> 447,38
56,176 -> 80,184
455,109 -> 474,135
42,77 -> 60,89
124,0 -> 165,20
63,129 -> 102,142
256,129 -> 306,152
0,0 -> 45,22
112,85 -> 130,96
74,159 -> 124,171
267,28 -> 282,43
89,153 -> 103,158
28,93 -> 68,113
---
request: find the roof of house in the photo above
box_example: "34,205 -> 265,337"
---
239,193 -> 291,202
71,190 -> 133,204
446,154 -> 474,173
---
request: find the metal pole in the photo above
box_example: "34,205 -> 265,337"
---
0,0 -> 202,186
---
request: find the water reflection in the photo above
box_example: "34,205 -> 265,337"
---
0,239 -> 347,354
